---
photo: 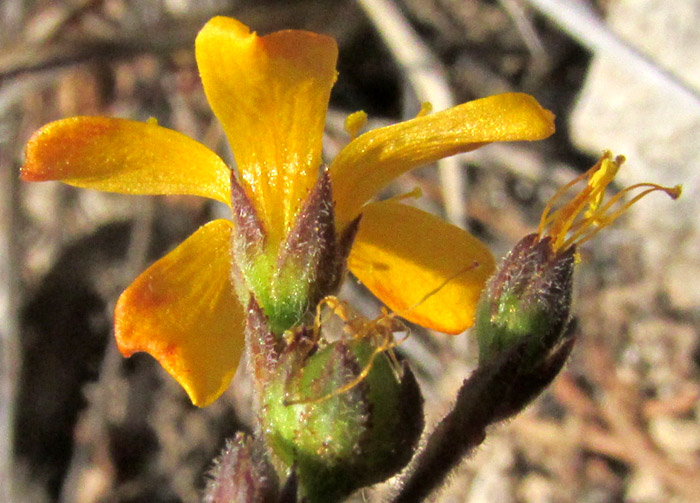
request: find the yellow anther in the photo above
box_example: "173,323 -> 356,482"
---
344,110 -> 368,140
416,102 -> 433,117
538,151 -> 680,253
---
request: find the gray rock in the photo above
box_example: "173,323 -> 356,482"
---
569,0 -> 700,310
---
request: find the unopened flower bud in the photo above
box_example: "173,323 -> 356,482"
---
258,303 -> 423,503
475,233 -> 575,366
204,433 -> 279,503
476,151 -> 681,367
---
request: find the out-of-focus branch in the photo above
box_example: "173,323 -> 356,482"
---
0,115 -> 22,503
0,34 -> 188,80
524,0 -> 700,108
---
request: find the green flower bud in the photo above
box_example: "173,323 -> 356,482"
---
475,152 -> 681,368
475,233 -> 575,366
252,302 -> 423,503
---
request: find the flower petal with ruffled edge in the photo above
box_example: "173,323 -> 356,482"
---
115,219 -> 244,407
196,16 -> 338,245
21,116 -> 231,205
348,201 -> 495,334
330,93 -> 555,227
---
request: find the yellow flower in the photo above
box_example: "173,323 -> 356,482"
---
21,17 -> 555,406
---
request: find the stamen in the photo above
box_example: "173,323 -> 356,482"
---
547,186 -> 594,251
558,182 -> 682,251
286,299 -> 409,406
416,102 -> 433,117
399,261 -> 480,319
537,150 -> 679,253
583,153 -> 624,218
594,182 -> 681,217
344,110 -> 368,140
537,162 -> 600,237
286,333 -> 406,406
292,260 -> 484,406
389,187 -> 423,202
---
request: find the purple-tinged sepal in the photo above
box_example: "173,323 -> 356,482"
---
203,432 -> 279,503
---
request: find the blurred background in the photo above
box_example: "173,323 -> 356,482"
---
1,1 -> 699,502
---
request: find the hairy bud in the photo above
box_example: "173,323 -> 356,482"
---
254,305 -> 423,503
475,233 -> 575,366
204,433 -> 279,503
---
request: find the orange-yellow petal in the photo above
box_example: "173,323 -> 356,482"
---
331,93 -> 555,226
21,117 -> 231,205
115,219 -> 244,407
348,201 -> 495,334
195,16 -> 337,244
